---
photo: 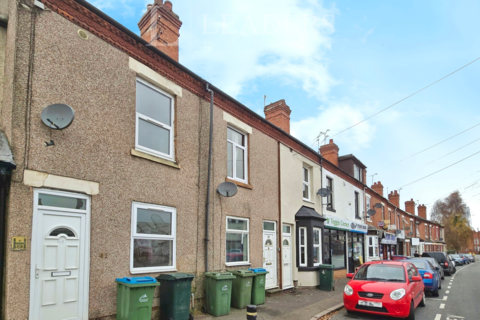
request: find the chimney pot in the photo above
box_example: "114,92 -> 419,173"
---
165,0 -> 172,10
371,181 -> 384,196
319,139 -> 340,166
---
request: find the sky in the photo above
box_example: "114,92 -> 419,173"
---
91,0 -> 480,229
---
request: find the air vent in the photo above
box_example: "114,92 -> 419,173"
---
78,29 -> 89,40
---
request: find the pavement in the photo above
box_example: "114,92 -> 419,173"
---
196,278 -> 348,320
331,260 -> 480,320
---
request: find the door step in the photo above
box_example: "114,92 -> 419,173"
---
266,288 -> 283,296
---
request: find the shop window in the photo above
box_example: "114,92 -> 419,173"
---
299,227 -> 307,267
131,202 -> 176,273
331,230 -> 346,269
367,235 -> 379,258
226,217 -> 249,265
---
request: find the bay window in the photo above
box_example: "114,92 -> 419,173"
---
299,227 -> 307,267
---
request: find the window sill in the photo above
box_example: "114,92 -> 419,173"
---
303,199 -> 315,204
130,268 -> 177,274
226,262 -> 251,267
326,207 -> 336,213
131,149 -> 180,169
298,266 -> 319,272
226,177 -> 252,190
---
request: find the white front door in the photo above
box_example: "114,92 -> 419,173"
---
30,190 -> 90,320
263,221 -> 277,289
282,235 -> 293,288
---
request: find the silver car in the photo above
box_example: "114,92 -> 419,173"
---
411,257 -> 445,279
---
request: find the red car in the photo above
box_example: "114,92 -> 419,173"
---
343,261 -> 425,320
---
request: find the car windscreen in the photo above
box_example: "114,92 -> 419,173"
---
451,255 -> 460,258
410,261 -> 427,270
354,264 -> 406,282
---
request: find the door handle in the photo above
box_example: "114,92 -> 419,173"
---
35,264 -> 45,279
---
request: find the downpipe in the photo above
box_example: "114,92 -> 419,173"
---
205,83 -> 214,273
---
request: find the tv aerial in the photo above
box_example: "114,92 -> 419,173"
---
40,104 -> 75,147
217,182 -> 238,197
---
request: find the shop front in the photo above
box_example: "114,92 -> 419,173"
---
380,232 -> 397,260
397,230 -> 405,255
323,215 -> 367,273
411,237 -> 420,256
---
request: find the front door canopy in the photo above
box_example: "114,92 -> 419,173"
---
0,131 -> 16,169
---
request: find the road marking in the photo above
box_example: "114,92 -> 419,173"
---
435,314 -> 442,320
446,290 -> 450,293
448,286 -> 451,289
443,296 -> 448,301
440,303 -> 445,309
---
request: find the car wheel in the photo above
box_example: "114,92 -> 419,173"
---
346,310 -> 354,315
405,300 -> 415,320
419,292 -> 426,307
432,287 -> 440,297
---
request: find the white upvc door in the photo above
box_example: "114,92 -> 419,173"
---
282,235 -> 293,288
263,221 -> 277,289
29,190 -> 90,320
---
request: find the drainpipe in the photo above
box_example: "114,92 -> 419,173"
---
204,83 -> 214,273
0,167 -> 12,318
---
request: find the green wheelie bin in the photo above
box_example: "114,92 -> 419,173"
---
115,276 -> 160,320
204,272 -> 236,316
318,264 -> 335,291
231,269 -> 255,309
156,273 -> 195,320
248,268 -> 268,305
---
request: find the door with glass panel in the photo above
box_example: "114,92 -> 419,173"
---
282,224 -> 293,288
263,221 -> 277,289
29,190 -> 90,320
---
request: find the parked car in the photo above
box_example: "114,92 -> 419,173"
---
411,257 -> 444,279
392,255 -> 410,261
459,254 -> 470,264
344,261 -> 425,320
401,259 -> 441,297
421,252 -> 455,275
226,249 -> 244,262
449,254 -> 464,266
465,254 -> 475,263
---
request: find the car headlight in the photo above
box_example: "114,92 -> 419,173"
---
344,284 -> 353,296
390,288 -> 406,300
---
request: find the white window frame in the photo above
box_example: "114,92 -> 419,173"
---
227,127 -> 248,184
354,164 -> 362,182
313,227 -> 322,266
367,235 -> 379,258
303,166 -> 311,201
366,196 -> 371,221
326,176 -> 334,209
135,78 -> 175,161
226,216 -> 250,266
354,191 -> 360,219
130,202 -> 177,274
299,227 -> 307,267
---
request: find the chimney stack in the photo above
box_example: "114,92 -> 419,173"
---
264,99 -> 292,133
388,190 -> 400,207
320,139 -> 340,166
138,1 -> 182,61
418,204 -> 427,219
371,181 -> 384,197
405,199 -> 415,215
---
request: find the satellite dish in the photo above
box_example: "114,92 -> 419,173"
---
217,182 -> 238,197
415,221 -> 420,225
374,203 -> 383,209
404,226 -> 411,230
41,104 -> 75,130
395,230 -> 402,235
367,209 -> 376,216
317,188 -> 332,197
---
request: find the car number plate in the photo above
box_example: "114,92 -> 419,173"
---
358,300 -> 382,308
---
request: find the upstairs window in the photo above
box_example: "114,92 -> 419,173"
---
354,192 -> 360,219
227,127 -> 248,183
136,79 -> 174,160
326,177 -> 334,209
354,164 -> 362,182
366,197 -> 371,221
303,167 -> 310,201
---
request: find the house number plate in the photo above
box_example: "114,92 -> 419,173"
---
51,271 -> 71,277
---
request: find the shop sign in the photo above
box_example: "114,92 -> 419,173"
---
324,215 -> 367,234
387,224 -> 396,230
412,238 -> 420,246
380,232 -> 397,244
396,230 -> 405,239
378,221 -> 385,228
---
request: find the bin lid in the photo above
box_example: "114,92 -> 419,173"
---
248,268 -> 268,274
231,270 -> 255,277
204,272 -> 236,280
318,264 -> 335,270
156,273 -> 194,281
116,276 -> 158,284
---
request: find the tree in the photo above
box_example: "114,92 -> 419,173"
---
430,191 -> 473,252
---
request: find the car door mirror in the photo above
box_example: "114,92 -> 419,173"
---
435,266 -> 440,270
411,275 -> 422,282
346,273 -> 354,279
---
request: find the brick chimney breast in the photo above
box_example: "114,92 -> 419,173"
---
319,139 -> 340,166
371,181 -> 384,197
139,1 -> 183,61
264,99 -> 292,133
389,190 -> 400,207
405,199 -> 415,215
418,204 -> 427,219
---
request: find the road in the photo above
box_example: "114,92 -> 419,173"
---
331,261 -> 479,320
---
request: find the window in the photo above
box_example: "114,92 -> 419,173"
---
416,223 -> 419,237
388,210 -> 392,223
226,217 -> 249,265
299,227 -> 307,267
410,221 -> 414,236
283,225 -> 291,234
381,206 -> 385,220
397,213 -> 400,229
326,177 -> 334,209
131,202 -> 176,273
227,127 -> 248,183
136,79 -> 174,160
353,164 -> 362,182
354,192 -> 360,219
429,225 -> 432,239
303,167 -> 310,201
313,228 -> 321,266
367,236 -> 379,258
425,225 -> 427,238
366,197 -> 371,221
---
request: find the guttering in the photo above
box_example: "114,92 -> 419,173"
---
204,83 -> 214,273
